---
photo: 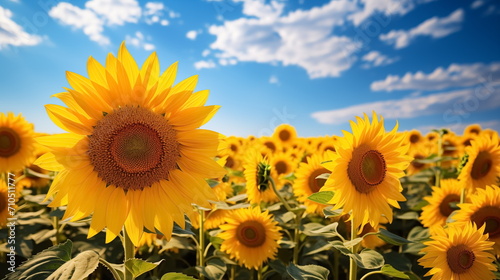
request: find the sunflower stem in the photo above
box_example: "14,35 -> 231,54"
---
359,271 -> 383,280
123,227 -> 135,280
52,216 -> 60,245
349,219 -> 358,280
435,131 -> 444,188
257,266 -> 263,280
460,187 -> 466,204
333,248 -> 340,280
198,209 -> 206,280
99,257 -> 122,280
269,177 -> 293,212
292,211 -> 303,264
230,264 -> 236,280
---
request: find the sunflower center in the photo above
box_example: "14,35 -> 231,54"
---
348,145 -> 386,194
236,220 -> 266,247
308,168 -> 329,193
411,154 -> 425,169
471,206 -> 500,237
275,161 -> 288,175
279,130 -> 291,142
470,151 -> 492,180
0,127 -> 21,158
439,194 -> 460,217
88,106 -> 180,191
264,141 -> 276,152
447,244 -> 475,274
409,134 -> 420,144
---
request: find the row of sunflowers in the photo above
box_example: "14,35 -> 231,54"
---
1,44 -> 500,280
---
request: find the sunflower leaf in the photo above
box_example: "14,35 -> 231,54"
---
377,229 -> 412,245
358,249 -> 385,269
380,264 -> 410,279
161,272 -> 197,280
286,263 -> 330,280
307,191 -> 334,205
322,206 -> 343,218
125,258 -> 162,278
47,251 -> 100,280
195,258 -> 227,280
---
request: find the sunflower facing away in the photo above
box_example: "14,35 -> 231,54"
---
243,150 -> 278,204
420,179 -> 463,234
458,133 -> 500,191
35,43 -> 226,245
218,207 -> 282,270
320,112 -> 411,230
294,153 -> 330,215
454,185 -> 500,255
418,222 -> 496,280
0,112 -> 36,173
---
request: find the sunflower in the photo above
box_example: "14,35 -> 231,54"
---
458,134 -> 500,191
464,124 -> 482,136
35,43 -> 226,245
406,143 -> 433,176
441,133 -> 462,168
243,150 -> 278,204
272,124 -> 297,147
259,137 -> 280,156
320,112 -> 411,230
218,207 -> 282,270
17,139 -> 52,189
269,150 -> 297,186
0,112 -> 36,173
406,129 -> 423,146
0,179 -> 11,227
418,222 -> 496,280
420,179 -> 463,234
293,153 -> 330,215
454,185 -> 500,255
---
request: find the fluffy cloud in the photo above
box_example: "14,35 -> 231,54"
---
144,2 -> 171,25
194,60 -> 216,70
0,6 -> 43,49
361,51 -> 398,68
380,9 -> 463,49
186,30 -> 199,40
85,0 -> 141,25
126,31 -> 154,51
348,0 -> 415,26
371,62 -> 500,91
311,86 -> 500,125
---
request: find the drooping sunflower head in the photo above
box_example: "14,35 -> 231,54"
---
0,112 -> 36,173
458,133 -> 500,191
420,179 -> 463,234
320,112 -> 411,230
454,185 -> 500,255
243,150 -> 278,204
294,152 -> 330,215
218,207 -> 282,270
272,124 -> 297,146
418,222 -> 496,280
35,42 -> 226,245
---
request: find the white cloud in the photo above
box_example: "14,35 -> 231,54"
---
186,30 -> 199,40
371,62 -> 500,92
269,75 -> 279,85
160,19 -> 169,26
361,51 -> 398,68
348,0 -> 415,26
0,6 -> 43,49
238,0 -> 285,20
311,87 -> 500,125
380,9 -> 464,49
126,31 -> 155,51
143,2 -> 172,25
471,0 -> 485,9
194,60 -> 216,70
202,49 -> 211,57
85,0 -> 141,25
49,2 -> 110,45
168,11 -> 180,18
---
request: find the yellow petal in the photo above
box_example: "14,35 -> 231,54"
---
170,105 -> 220,131
106,187 -> 129,243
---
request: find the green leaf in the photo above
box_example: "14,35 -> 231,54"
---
26,229 -> 57,244
395,212 -> 419,220
225,193 -> 247,202
302,222 -> 341,238
196,258 -> 227,280
377,229 -> 412,245
358,249 -> 385,269
406,226 -> 430,242
322,206 -> 343,218
125,258 -> 162,278
380,264 -> 410,279
307,191 -> 334,205
161,272 -> 197,280
303,239 -> 333,256
6,240 -> 73,280
47,251 -> 100,280
286,263 -> 330,280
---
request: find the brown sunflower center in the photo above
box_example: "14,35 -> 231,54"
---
0,127 -> 21,158
225,155 -> 235,169
471,206 -> 500,237
409,134 -> 420,144
447,244 -> 475,274
236,220 -> 266,247
470,151 -> 492,180
411,154 -> 425,169
439,194 -> 460,217
88,106 -> 180,191
348,145 -> 386,194
308,168 -> 329,193
275,160 -> 288,175
279,130 -> 291,142
264,141 -> 276,152
230,144 -> 238,153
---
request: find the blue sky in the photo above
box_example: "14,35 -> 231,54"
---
1,0 -> 499,137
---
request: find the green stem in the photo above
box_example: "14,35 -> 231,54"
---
99,258 -> 122,280
436,132 -> 443,188
333,249 -> 340,280
123,227 -> 135,280
349,219 -> 358,280
293,211 -> 303,264
269,177 -> 294,212
257,266 -> 263,280
230,264 -> 236,280
52,216 -> 60,245
359,271 -> 383,280
198,209 -> 206,280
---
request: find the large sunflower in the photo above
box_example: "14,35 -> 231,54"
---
320,112 -> 411,230
418,222 -> 496,280
243,150 -> 278,204
35,43 -> 226,245
454,185 -> 500,255
293,153 -> 330,215
420,179 -> 463,234
458,134 -> 500,191
218,207 -> 281,270
0,112 -> 36,173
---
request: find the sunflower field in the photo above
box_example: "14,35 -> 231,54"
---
1,44 -> 500,280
